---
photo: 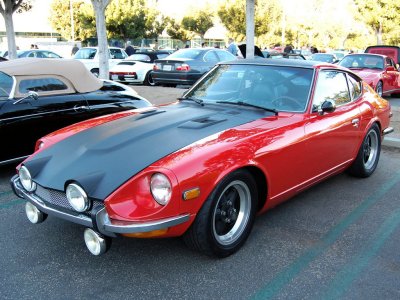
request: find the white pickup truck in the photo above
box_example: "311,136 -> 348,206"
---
74,47 -> 128,77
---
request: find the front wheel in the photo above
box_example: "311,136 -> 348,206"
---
375,81 -> 383,97
347,123 -> 381,178
183,169 -> 258,257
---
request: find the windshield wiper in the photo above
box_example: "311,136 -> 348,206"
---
216,100 -> 278,115
178,97 -> 204,106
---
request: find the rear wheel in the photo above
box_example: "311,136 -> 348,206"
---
90,68 -> 99,78
144,71 -> 155,86
183,169 -> 258,257
348,123 -> 381,178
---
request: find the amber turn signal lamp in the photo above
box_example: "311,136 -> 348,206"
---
122,228 -> 168,238
183,188 -> 200,200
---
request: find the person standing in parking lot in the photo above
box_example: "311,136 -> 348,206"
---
125,41 -> 135,56
227,38 -> 238,56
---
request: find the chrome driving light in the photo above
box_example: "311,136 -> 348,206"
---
66,183 -> 90,212
150,173 -> 172,205
84,228 -> 110,255
19,166 -> 36,192
25,202 -> 47,224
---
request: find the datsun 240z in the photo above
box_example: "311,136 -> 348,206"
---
11,59 -> 393,257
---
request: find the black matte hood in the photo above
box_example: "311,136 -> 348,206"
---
24,102 -> 269,200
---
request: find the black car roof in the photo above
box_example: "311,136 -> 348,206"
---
220,58 -> 322,69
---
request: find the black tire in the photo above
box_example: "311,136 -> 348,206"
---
144,71 -> 155,86
348,123 -> 381,178
183,169 -> 258,257
375,81 -> 383,97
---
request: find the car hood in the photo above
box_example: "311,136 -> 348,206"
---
24,102 -> 271,200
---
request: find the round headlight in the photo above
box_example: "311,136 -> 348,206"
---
19,166 -> 36,192
150,173 -> 172,205
66,183 -> 90,212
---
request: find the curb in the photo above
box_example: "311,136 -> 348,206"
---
383,136 -> 400,149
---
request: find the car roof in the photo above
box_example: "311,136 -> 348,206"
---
0,58 -> 103,93
221,58 -> 323,68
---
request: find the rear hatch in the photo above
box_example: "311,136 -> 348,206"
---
365,46 -> 400,64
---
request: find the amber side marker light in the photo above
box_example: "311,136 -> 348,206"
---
122,229 -> 168,238
183,188 -> 200,200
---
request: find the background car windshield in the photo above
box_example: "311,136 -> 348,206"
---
74,48 -> 97,59
0,71 -> 13,98
186,64 -> 313,112
311,54 -> 334,62
339,55 -> 384,69
167,49 -> 203,59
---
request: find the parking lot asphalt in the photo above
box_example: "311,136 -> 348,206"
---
132,85 -> 400,150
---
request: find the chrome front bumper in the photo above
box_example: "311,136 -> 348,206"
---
11,175 -> 190,237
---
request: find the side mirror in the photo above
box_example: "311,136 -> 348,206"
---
13,91 -> 39,105
318,100 -> 336,115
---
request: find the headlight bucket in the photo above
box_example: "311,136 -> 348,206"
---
150,173 -> 172,205
19,166 -> 36,192
66,183 -> 90,212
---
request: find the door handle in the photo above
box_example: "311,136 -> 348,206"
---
74,105 -> 90,112
351,118 -> 359,127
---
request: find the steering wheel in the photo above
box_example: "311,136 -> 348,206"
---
271,96 -> 303,111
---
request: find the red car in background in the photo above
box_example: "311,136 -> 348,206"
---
338,53 -> 400,97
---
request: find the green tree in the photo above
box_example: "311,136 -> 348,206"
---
217,0 -> 282,43
166,17 -> 193,44
182,10 -> 213,43
49,0 -> 95,41
0,0 -> 33,59
354,0 -> 400,44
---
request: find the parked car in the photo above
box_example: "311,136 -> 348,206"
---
0,58 -> 151,165
11,59 -> 393,257
152,48 -> 236,86
338,53 -> 400,96
365,45 -> 400,65
5,49 -> 63,59
263,51 -> 306,60
331,50 -> 349,60
310,53 -> 338,63
109,51 -> 171,86
74,47 -> 128,77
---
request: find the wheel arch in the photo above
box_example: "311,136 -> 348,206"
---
240,165 -> 268,212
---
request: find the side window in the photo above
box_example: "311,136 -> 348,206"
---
19,78 -> 68,94
110,49 -> 124,59
312,70 -> 351,110
347,74 -> 362,100
203,51 -> 219,63
215,50 -> 235,62
27,52 -> 35,58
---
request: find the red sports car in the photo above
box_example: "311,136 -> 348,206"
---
338,53 -> 400,97
11,59 -> 393,257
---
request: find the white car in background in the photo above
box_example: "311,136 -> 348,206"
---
74,47 -> 128,77
109,51 -> 171,86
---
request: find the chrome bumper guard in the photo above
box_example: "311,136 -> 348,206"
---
383,127 -> 394,136
11,175 -> 190,238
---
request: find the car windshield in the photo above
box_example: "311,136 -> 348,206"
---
311,54 -> 335,62
74,48 -> 97,59
167,49 -> 203,59
0,71 -> 13,99
183,64 -> 313,113
339,54 -> 384,70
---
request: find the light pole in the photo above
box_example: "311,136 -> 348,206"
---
70,0 -> 75,41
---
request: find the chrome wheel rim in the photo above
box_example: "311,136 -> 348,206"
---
148,73 -> 155,86
212,180 -> 251,246
363,129 -> 379,170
